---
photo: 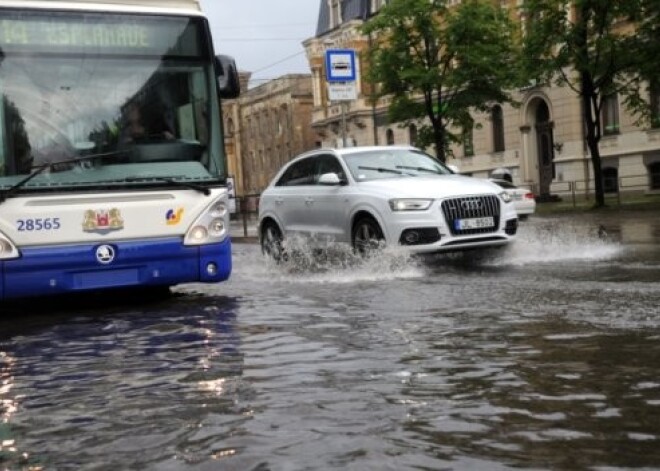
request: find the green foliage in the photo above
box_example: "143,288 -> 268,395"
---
362,0 -> 520,160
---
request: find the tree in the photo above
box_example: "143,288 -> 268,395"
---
522,0 -> 660,207
362,0 -> 521,162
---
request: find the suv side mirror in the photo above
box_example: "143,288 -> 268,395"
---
215,55 -> 240,99
318,173 -> 345,185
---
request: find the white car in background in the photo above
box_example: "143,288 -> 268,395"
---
489,179 -> 536,219
258,146 -> 519,259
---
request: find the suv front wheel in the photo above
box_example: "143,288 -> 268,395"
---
261,221 -> 285,262
352,216 -> 385,256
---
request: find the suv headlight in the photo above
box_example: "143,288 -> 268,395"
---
0,232 -> 19,260
499,191 -> 512,203
389,199 -> 433,211
184,196 -> 229,245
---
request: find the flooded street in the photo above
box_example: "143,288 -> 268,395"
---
1,210 -> 659,470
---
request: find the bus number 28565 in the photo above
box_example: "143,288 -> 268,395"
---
16,218 -> 62,231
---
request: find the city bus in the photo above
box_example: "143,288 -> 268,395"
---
0,0 -> 240,300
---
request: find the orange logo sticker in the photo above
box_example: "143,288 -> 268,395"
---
166,208 -> 184,225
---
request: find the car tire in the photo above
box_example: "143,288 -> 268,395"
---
261,221 -> 285,262
352,216 -> 385,256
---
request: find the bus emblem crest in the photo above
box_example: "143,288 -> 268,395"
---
83,208 -> 124,233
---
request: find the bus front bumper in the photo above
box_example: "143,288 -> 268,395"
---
0,237 -> 232,300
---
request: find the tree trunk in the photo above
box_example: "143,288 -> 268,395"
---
576,6 -> 605,208
434,123 -> 446,163
580,74 -> 606,207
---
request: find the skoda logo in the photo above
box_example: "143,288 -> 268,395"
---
95,245 -> 116,264
461,199 -> 482,210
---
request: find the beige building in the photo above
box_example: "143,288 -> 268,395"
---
223,71 -> 252,198
223,74 -> 316,198
304,0 -> 660,199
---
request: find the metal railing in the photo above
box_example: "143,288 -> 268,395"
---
535,173 -> 658,207
230,194 -> 260,238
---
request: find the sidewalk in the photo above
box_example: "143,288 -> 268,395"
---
230,213 -> 259,243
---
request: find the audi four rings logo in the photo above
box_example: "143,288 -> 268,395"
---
95,245 -> 116,264
461,199 -> 482,210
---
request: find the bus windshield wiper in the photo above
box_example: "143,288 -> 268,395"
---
123,176 -> 211,196
0,150 -> 124,204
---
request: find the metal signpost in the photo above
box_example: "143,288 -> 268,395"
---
325,49 -> 357,147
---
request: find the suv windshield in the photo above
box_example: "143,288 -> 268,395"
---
343,149 -> 453,182
0,10 -> 225,193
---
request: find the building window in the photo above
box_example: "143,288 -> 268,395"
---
463,126 -> 474,157
651,80 -> 660,129
649,162 -> 660,190
492,105 -> 505,152
602,94 -> 620,135
371,0 -> 388,12
330,0 -> 341,28
408,124 -> 418,146
602,167 -> 618,193
386,129 -> 394,145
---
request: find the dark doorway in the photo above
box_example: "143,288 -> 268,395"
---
650,162 -> 660,190
535,101 -> 555,199
602,167 -> 619,193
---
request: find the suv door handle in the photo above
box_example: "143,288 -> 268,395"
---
275,197 -> 284,205
305,197 -> 314,205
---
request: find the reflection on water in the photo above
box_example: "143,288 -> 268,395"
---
0,295 -> 245,469
1,212 -> 659,469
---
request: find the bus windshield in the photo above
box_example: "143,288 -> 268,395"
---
0,9 -> 226,193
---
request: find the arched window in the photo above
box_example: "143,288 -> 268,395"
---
386,129 -> 394,145
492,105 -> 505,152
408,124 -> 418,146
649,162 -> 660,190
602,167 -> 618,193
226,118 -> 235,137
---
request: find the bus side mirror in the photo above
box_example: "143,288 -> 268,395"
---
215,55 -> 240,99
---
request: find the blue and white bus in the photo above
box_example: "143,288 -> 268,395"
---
0,0 -> 240,300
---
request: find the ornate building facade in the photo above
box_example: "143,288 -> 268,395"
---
304,0 -> 660,197
223,74 -> 316,198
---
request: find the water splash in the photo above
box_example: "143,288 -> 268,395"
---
233,218 -> 625,281
234,236 -> 425,284
492,219 -> 623,265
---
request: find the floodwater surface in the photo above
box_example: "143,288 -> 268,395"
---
1,210 -> 659,470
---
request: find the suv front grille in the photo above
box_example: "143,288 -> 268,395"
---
441,195 -> 501,235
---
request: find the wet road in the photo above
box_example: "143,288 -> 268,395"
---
1,210 -> 659,470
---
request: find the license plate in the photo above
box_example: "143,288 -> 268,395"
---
454,216 -> 495,230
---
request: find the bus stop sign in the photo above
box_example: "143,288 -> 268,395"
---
325,49 -> 357,83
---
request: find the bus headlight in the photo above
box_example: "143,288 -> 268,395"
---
188,226 -> 209,243
209,219 -> 225,237
0,233 -> 19,260
210,202 -> 228,218
184,196 -> 229,245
